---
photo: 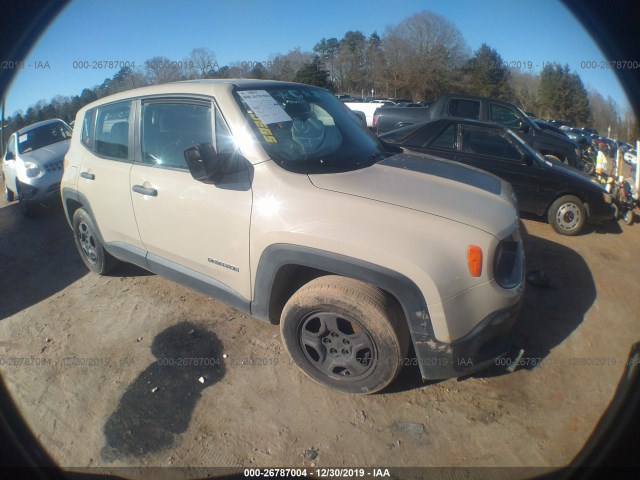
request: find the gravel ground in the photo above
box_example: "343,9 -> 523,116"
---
0,167 -> 638,478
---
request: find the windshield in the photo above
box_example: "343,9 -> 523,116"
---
234,86 -> 389,173
506,128 -> 547,163
17,121 -> 72,154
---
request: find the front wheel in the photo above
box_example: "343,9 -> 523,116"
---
548,195 -> 586,236
5,185 -> 15,202
623,209 -> 634,225
72,208 -> 118,274
544,154 -> 565,164
280,276 -> 410,394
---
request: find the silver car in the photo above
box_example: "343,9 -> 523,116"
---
3,119 -> 72,216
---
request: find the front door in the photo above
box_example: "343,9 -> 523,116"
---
129,98 -> 252,300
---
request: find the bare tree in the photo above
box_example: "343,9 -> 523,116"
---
189,48 -> 217,78
382,11 -> 469,101
509,70 -> 540,114
144,56 -> 182,84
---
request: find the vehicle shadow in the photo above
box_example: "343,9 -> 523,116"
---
0,202 -> 88,321
473,224 -> 596,379
389,225 -> 596,391
519,211 -> 622,236
100,321 -> 225,461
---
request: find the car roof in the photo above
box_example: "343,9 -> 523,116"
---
16,118 -> 66,136
80,79 -> 325,111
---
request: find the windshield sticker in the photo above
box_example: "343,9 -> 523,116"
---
238,90 -> 291,125
18,133 -> 28,143
249,112 -> 277,143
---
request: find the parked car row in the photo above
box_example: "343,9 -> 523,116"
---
379,118 -> 616,236
0,79 -> 627,394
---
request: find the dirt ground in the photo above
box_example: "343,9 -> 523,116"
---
1,166 -> 639,478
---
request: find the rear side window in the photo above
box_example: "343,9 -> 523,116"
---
448,99 -> 480,119
94,102 -> 131,160
461,126 -> 523,161
141,101 -> 213,170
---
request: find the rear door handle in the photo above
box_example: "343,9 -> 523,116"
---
132,184 -> 158,197
80,171 -> 95,180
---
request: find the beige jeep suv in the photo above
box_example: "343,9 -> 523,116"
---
61,80 -> 524,394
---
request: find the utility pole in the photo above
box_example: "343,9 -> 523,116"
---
1,97 -> 5,156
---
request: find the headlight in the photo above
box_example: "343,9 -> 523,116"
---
493,235 -> 523,289
24,161 -> 41,178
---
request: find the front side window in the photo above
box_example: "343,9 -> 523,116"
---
234,86 -> 389,173
490,104 -> 521,128
461,126 -> 524,162
5,134 -> 16,157
95,102 -> 131,160
141,101 -> 213,169
448,99 -> 480,119
81,108 -> 96,148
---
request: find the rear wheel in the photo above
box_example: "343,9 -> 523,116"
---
548,195 -> 586,236
72,208 -> 118,274
280,275 -> 410,394
623,209 -> 634,225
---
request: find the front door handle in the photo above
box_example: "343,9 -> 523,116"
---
132,184 -> 158,197
80,171 -> 95,180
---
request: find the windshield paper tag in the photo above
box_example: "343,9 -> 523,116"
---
238,90 -> 291,125
248,113 -> 277,143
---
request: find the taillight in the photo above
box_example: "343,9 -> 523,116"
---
372,114 -> 378,130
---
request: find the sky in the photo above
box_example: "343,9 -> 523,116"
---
2,0 -> 633,117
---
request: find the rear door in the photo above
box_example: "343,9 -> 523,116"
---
77,100 -> 143,250
129,97 -> 252,300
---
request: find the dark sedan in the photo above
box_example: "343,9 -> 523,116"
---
380,118 -> 616,235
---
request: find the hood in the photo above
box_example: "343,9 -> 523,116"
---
308,152 -> 517,238
539,157 -> 606,191
20,140 -> 70,166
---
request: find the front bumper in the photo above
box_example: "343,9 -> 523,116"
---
412,297 -> 523,380
586,201 -> 617,225
18,172 -> 63,204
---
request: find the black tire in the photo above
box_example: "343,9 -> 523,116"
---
544,154 -> 565,164
72,208 -> 118,274
5,185 -> 15,202
20,200 -> 38,218
547,195 -> 586,236
623,209 -> 634,226
280,275 -> 410,394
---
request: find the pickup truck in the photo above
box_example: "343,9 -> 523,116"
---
61,79 -> 524,394
345,101 -> 391,127
374,94 -> 581,168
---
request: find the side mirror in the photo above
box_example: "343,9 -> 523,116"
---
522,152 -> 533,166
4,151 -> 15,161
184,143 -> 228,183
518,120 -> 530,134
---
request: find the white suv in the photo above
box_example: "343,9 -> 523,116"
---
61,80 -> 524,394
3,118 -> 72,216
